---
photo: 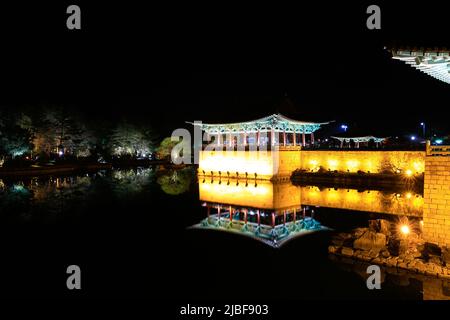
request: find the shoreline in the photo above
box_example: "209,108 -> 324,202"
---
0,160 -> 174,178
328,219 -> 450,280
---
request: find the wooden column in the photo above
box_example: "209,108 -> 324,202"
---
244,209 -> 248,224
283,210 -> 286,226
283,131 -> 286,146
311,133 -> 315,145
217,133 -> 221,146
228,131 -> 232,147
229,206 -> 233,223
257,210 -> 260,226
293,132 -> 296,146
271,129 -> 275,146
256,131 -> 260,147
207,206 -> 210,217
243,132 -> 247,146
293,208 -> 296,222
271,212 -> 275,228
302,133 -> 306,146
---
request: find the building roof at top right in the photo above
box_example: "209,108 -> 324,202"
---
391,48 -> 450,84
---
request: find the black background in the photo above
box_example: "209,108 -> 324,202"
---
1,0 -> 450,311
2,2 -> 450,136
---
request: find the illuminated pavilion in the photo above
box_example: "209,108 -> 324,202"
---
194,113 -> 331,147
391,48 -> 450,84
331,135 -> 387,148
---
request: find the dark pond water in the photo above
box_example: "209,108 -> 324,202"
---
0,166 -> 448,300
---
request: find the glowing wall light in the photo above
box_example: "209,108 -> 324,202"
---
308,159 -> 319,172
346,160 -> 359,172
400,224 -> 410,236
412,161 -> 424,173
327,159 -> 338,171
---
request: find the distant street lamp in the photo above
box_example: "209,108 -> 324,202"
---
341,124 -> 348,132
420,122 -> 426,138
410,135 -> 416,141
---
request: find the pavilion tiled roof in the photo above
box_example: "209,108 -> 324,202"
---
188,113 -> 332,134
390,47 -> 450,84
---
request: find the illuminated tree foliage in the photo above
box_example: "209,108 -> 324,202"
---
33,107 -> 96,157
0,110 -> 33,159
108,121 -> 154,157
1,106 -> 156,161
156,137 -> 179,161
0,125 -> 33,158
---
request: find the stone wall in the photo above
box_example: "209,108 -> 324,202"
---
198,149 -> 425,179
423,156 -> 450,247
198,150 -> 276,180
198,149 -> 300,180
299,150 -> 425,174
277,150 -> 301,177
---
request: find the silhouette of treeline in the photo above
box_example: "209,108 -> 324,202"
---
0,105 -> 156,164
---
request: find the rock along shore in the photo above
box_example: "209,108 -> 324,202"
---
328,219 -> 450,279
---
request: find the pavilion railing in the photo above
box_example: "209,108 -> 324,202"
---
426,141 -> 450,156
201,144 -> 302,151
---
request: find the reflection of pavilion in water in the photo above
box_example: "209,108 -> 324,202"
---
195,175 -> 424,247
196,177 -> 323,247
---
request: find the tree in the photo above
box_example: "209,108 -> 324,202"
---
0,110 -> 33,160
0,125 -> 33,158
157,168 -> 193,195
156,137 -> 178,161
108,121 -> 154,157
33,107 -> 96,157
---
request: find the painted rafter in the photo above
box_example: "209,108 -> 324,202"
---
392,49 -> 450,84
189,113 -> 330,134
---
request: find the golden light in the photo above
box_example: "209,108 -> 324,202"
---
199,178 -> 301,210
406,192 -> 412,199
309,159 -> 319,171
400,224 -> 410,236
346,160 -> 359,172
405,169 -> 413,177
420,220 -> 424,228
327,159 -> 338,171
199,150 -> 274,178
412,161 -> 424,173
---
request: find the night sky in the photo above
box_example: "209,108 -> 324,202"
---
2,2 -> 450,138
